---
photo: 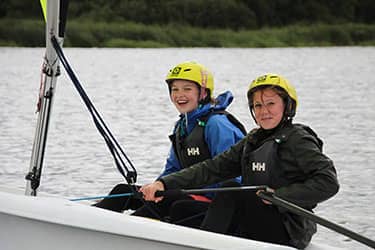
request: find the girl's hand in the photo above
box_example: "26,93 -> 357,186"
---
257,187 -> 274,205
140,181 -> 165,203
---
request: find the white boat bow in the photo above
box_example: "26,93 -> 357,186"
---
0,189 -> 298,250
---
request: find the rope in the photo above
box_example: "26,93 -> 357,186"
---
70,192 -> 134,202
51,37 -> 162,219
51,36 -> 137,185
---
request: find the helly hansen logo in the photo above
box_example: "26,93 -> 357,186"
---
252,162 -> 266,172
187,147 -> 200,156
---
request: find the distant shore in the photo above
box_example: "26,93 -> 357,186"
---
1,19 -> 374,47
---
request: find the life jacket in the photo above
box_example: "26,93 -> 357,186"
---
241,124 -> 322,188
169,110 -> 246,170
241,137 -> 289,188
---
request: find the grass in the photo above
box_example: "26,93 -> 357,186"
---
0,18 -> 374,47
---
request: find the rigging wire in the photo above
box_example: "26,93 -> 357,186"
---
50,36 -> 137,185
51,36 -> 161,219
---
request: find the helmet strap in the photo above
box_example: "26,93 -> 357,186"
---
250,108 -> 257,125
283,97 -> 296,120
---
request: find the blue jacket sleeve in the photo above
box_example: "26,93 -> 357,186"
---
204,114 -> 244,184
158,146 -> 181,179
205,114 -> 244,156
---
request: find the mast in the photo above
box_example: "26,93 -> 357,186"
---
25,0 -> 68,196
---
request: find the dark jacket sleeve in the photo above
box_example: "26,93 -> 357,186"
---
275,128 -> 339,208
159,137 -> 246,190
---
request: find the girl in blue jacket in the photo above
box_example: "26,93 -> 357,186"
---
94,62 -> 244,227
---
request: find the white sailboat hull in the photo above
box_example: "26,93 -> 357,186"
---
0,190 -> 296,250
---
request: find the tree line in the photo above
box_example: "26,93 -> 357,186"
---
1,0 -> 374,30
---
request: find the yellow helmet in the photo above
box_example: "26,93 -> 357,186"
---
248,74 -> 298,117
165,61 -> 214,98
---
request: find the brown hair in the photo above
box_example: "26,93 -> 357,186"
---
247,85 -> 288,108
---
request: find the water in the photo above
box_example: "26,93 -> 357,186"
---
1,47 -> 374,249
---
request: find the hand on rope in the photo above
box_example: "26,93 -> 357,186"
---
140,181 -> 165,203
256,187 -> 274,205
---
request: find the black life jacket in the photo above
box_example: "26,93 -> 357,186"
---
169,110 -> 246,169
241,124 -> 322,188
241,136 -> 288,188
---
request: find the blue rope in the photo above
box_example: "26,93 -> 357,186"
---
70,192 -> 134,202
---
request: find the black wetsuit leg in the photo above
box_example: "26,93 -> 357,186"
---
93,183 -> 143,212
168,199 -> 210,228
239,192 -> 291,246
132,194 -> 196,221
201,181 -> 291,247
200,181 -> 242,235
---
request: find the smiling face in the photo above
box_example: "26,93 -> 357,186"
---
252,88 -> 285,130
170,80 -> 200,114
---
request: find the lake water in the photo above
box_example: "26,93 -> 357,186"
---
0,47 -> 374,249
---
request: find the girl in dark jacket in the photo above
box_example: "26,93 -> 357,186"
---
140,73 -> 339,249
